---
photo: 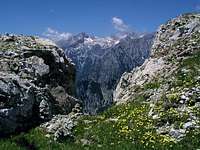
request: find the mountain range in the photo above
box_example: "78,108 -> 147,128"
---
56,32 -> 154,114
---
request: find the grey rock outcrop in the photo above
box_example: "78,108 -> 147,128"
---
0,35 -> 79,136
41,111 -> 81,141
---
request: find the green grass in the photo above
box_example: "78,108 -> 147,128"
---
144,81 -> 160,90
0,128 -> 83,150
173,51 -> 200,87
1,96 -> 200,150
151,51 -> 200,129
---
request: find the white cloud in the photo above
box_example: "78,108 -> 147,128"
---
43,27 -> 72,42
112,17 -> 130,32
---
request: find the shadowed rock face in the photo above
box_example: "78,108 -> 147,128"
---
0,35 -> 79,136
64,33 -> 154,114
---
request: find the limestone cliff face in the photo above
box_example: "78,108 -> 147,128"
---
0,35 -> 79,136
114,13 -> 200,140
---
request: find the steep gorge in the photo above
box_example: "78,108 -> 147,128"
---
62,33 -> 154,114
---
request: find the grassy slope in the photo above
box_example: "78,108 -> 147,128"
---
0,100 -> 199,150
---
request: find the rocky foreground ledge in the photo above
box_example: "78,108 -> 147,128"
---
0,35 -> 81,138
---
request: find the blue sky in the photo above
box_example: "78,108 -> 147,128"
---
0,0 -> 199,37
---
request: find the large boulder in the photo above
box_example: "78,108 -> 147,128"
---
0,35 -> 79,136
